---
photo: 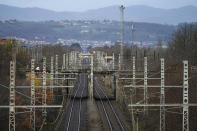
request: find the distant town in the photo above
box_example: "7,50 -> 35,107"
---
0,19 -> 174,49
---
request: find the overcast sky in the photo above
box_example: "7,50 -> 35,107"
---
0,0 -> 197,12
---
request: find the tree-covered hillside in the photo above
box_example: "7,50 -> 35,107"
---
0,20 -> 176,43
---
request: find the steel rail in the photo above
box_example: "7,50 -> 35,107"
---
77,74 -> 86,131
95,78 -> 125,131
66,76 -> 82,131
94,84 -> 113,131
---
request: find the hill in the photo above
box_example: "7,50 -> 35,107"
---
0,20 -> 176,43
0,4 -> 197,24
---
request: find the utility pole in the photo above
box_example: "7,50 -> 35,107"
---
144,57 -> 148,114
36,44 -> 38,63
11,39 -> 17,64
71,52 -> 74,69
118,54 -> 121,71
102,52 -> 104,69
131,56 -> 136,131
66,53 -> 69,70
42,57 -> 47,124
30,59 -> 35,131
136,110 -> 139,131
105,53 -> 108,69
55,55 -> 59,102
9,61 -> 15,131
9,38 -> 17,131
41,43 -> 43,61
160,58 -> 165,131
131,24 -> 136,57
63,54 -> 66,70
31,46 -> 34,59
183,61 -> 189,131
90,55 -> 94,101
50,57 -> 54,101
120,5 -> 125,70
69,52 -> 72,69
55,55 -> 59,86
112,53 -> 115,70
132,56 -> 136,103
74,52 -> 77,70
131,24 -> 135,46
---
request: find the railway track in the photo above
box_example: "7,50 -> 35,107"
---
94,77 -> 127,131
57,74 -> 88,131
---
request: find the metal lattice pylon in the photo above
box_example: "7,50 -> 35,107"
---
144,57 -> 148,114
120,5 -> 125,70
118,54 -> 121,71
112,53 -> 115,70
9,61 -> 15,131
50,57 -> 54,101
122,58 -> 194,130
42,57 -> 47,124
66,53 -> 69,70
160,58 -> 165,131
90,55 -> 94,101
55,55 -> 58,85
62,54 -> 66,70
30,59 -> 35,131
133,56 -> 136,103
131,57 -> 136,131
183,61 -> 189,131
